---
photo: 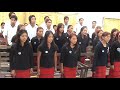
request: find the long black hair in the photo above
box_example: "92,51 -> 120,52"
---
67,33 -> 79,51
40,31 -> 57,49
16,30 -> 29,46
56,23 -> 64,35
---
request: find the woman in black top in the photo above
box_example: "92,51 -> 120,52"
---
93,30 -> 103,50
109,28 -> 118,48
37,31 -> 58,78
65,25 -> 74,43
60,33 -> 81,78
109,31 -> 120,78
77,26 -> 90,63
31,27 -> 44,67
92,32 -> 110,78
31,27 -> 44,53
10,30 -> 34,78
77,26 -> 90,53
54,23 -> 66,53
92,26 -> 102,42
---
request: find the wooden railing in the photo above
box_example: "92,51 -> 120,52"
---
0,45 -> 94,78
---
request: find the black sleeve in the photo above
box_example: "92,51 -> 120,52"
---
37,45 -> 43,52
87,34 -> 90,46
92,33 -> 95,42
92,45 -> 99,72
60,46 -> 66,63
11,36 -> 15,43
31,38 -> 34,47
110,43 -> 116,65
10,45 -> 16,70
93,38 -> 97,49
78,46 -> 81,61
29,45 -> 34,68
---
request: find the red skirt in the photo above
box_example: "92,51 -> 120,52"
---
64,67 -> 77,78
15,69 -> 30,78
94,66 -> 106,78
39,67 -> 54,78
108,62 -> 120,78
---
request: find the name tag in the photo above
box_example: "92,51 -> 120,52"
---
45,51 -> 48,53
69,51 -> 72,54
34,42 -> 36,44
102,50 -> 104,52
67,37 -> 68,39
117,48 -> 120,53
56,38 -> 59,40
79,42 -> 81,44
18,52 -> 21,55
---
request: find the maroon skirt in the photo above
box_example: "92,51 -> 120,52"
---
39,67 -> 54,78
15,69 -> 30,78
108,62 -> 120,78
93,66 -> 106,78
64,67 -> 77,78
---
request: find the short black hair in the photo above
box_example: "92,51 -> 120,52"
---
1,22 -> 5,26
44,16 -> 49,20
64,16 -> 69,20
53,25 -> 57,28
9,12 -> 15,18
37,27 -> 43,32
79,18 -> 84,21
29,15 -> 36,23
92,21 -> 97,23
10,15 -> 18,21
67,25 -> 72,29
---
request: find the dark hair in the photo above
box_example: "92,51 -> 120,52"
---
67,33 -> 78,50
102,32 -> 110,37
9,12 -> 15,18
79,26 -> 87,34
44,16 -> 49,20
95,26 -> 101,30
67,25 -> 72,30
53,25 -> 57,28
57,23 -> 64,35
79,18 -> 84,21
16,30 -> 28,44
10,15 -> 18,21
1,22 -> 5,26
111,28 -> 119,39
37,27 -> 43,32
41,31 -> 57,49
64,16 -> 69,20
16,24 -> 24,33
45,18 -> 52,23
115,31 -> 120,41
29,15 -> 36,23
97,29 -> 103,35
92,21 -> 96,23
24,23 -> 28,25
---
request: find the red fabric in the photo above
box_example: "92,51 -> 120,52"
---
39,67 -> 54,78
81,56 -> 85,64
64,67 -> 77,78
15,69 -> 30,78
108,62 -> 120,78
94,66 -> 106,78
